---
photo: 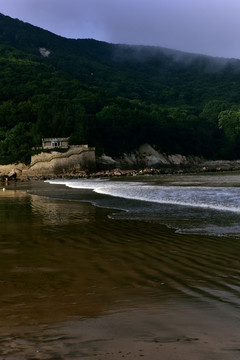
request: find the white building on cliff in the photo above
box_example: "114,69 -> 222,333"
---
42,137 -> 69,149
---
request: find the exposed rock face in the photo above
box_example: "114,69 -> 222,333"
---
96,154 -> 117,170
25,146 -> 96,176
97,144 -> 202,170
0,163 -> 27,180
2,143 -> 240,181
0,146 -> 96,180
138,144 -> 170,166
39,47 -> 51,57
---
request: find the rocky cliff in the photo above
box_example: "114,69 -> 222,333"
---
1,144 -> 240,181
27,145 -> 96,176
0,145 -> 96,180
97,144 -> 203,170
25,145 -> 96,175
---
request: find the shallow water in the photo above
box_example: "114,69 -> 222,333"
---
0,175 -> 240,359
47,172 -> 240,236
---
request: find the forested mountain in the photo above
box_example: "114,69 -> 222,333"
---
1,12 -> 240,164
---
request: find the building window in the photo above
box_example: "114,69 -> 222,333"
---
52,140 -> 60,147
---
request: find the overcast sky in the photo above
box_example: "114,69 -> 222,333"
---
1,0 -> 240,59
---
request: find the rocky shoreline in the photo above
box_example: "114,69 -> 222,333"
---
2,142 -> 240,182
5,160 -> 240,182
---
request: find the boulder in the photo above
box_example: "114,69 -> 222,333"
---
168,154 -> 188,165
138,144 -> 170,166
96,154 -> 117,170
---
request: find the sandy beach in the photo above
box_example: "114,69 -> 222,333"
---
0,179 -> 240,359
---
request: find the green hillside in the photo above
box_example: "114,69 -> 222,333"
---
1,13 -> 240,164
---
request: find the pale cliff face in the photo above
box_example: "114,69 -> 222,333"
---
97,144 -> 202,170
39,47 -> 51,57
27,146 -> 96,175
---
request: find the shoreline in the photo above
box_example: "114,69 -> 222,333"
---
1,175 -> 240,359
3,161 -> 240,183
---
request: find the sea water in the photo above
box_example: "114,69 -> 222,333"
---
1,173 -> 240,359
46,172 -> 240,237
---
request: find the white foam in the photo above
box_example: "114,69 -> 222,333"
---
46,180 -> 240,213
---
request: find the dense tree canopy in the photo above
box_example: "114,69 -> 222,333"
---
1,13 -> 240,164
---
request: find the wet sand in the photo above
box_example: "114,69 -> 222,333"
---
0,181 -> 240,359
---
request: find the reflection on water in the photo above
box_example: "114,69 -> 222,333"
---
0,181 -> 240,359
30,194 -> 95,225
0,189 -> 27,198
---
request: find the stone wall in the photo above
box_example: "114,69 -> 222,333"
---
0,146 -> 96,179
24,145 -> 96,176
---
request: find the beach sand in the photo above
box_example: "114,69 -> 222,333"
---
0,180 -> 240,359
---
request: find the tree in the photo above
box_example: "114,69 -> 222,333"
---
218,109 -> 240,158
0,122 -> 34,164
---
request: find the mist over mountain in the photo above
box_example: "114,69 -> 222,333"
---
1,12 -> 240,164
2,12 -> 240,103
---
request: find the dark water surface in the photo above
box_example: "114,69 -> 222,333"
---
0,179 -> 240,359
